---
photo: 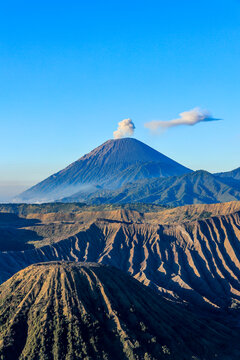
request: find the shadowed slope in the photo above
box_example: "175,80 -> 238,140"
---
216,167 -> 240,181
0,262 -> 238,360
68,170 -> 240,205
214,167 -> 240,193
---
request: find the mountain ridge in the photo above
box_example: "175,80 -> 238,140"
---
0,261 -> 239,360
0,201 -> 240,311
62,169 -> 240,205
216,166 -> 240,180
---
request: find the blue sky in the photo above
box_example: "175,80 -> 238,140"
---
0,0 -> 240,200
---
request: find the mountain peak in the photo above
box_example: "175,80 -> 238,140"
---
80,137 -> 184,166
17,138 -> 191,202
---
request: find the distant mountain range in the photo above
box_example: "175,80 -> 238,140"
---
67,169 -> 240,206
216,167 -> 240,180
16,138 -> 240,206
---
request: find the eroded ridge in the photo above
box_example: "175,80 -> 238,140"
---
0,262 -> 238,360
0,203 -> 240,310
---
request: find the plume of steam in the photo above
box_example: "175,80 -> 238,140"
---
145,108 -> 221,132
113,118 -> 135,139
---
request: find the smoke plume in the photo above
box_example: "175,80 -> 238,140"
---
145,108 -> 221,132
113,118 -> 135,139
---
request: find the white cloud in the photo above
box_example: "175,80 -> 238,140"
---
113,118 -> 135,139
145,108 -> 221,132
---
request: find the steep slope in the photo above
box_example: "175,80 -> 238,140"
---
69,170 -> 240,205
0,262 -> 238,360
16,138 -> 191,202
1,201 -> 240,251
0,204 -> 240,311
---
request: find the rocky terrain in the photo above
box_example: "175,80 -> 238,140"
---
0,262 -> 239,360
0,202 -> 240,312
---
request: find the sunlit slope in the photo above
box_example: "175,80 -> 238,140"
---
0,202 -> 240,310
0,262 -> 238,360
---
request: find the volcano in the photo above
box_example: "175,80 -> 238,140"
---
0,261 -> 238,360
17,138 -> 191,202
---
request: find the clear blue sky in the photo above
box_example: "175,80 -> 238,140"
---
1,0 -> 240,200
